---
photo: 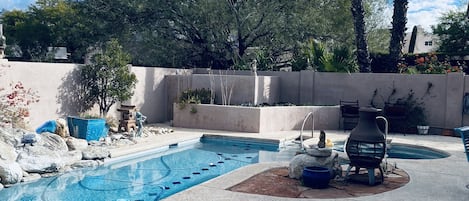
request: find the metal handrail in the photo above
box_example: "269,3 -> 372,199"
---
376,116 -> 389,173
299,112 -> 314,152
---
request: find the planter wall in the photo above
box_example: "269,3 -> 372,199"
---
173,104 -> 340,132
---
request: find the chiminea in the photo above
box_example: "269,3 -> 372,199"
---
345,107 -> 386,185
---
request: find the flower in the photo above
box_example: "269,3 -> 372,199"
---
401,53 -> 466,74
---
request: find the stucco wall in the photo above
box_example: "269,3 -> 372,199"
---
2,60 -> 468,132
0,61 -> 180,129
193,70 -> 466,130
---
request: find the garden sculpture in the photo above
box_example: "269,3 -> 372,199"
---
318,130 -> 326,148
136,111 -> 147,137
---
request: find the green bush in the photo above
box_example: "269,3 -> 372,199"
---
178,88 -> 213,105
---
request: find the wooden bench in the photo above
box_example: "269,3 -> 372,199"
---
454,126 -> 469,162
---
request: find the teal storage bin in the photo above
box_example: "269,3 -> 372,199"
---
67,116 -> 108,141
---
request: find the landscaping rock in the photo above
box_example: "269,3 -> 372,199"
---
0,140 -> 17,161
82,146 -> 110,160
21,173 -> 41,183
16,134 -> 80,173
36,133 -> 68,151
66,137 -> 88,151
0,160 -> 23,185
0,127 -> 23,147
71,160 -> 99,169
288,152 -> 341,180
306,147 -> 332,157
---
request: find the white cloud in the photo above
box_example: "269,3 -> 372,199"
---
406,0 -> 467,32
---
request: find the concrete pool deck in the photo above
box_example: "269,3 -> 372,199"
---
108,125 -> 469,201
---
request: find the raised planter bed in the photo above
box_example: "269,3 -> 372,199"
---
172,103 -> 340,132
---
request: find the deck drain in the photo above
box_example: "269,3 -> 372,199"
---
218,161 -> 224,164
217,153 -> 223,155
202,168 -> 209,171
183,176 -> 191,179
164,186 -> 170,190
225,158 -> 231,160
172,181 -> 181,185
246,156 -> 252,159
192,172 -> 201,175
209,163 -> 217,167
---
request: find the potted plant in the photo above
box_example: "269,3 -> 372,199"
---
73,39 -> 137,141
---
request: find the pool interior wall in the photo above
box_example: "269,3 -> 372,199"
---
0,136 -> 297,201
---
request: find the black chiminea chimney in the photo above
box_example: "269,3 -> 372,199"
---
345,107 -> 386,185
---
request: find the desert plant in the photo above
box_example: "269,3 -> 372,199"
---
80,39 -> 137,117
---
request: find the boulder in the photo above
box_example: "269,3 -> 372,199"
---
306,147 -> 332,157
288,152 -> 341,180
0,127 -> 23,147
21,173 -> 41,183
55,118 -> 69,138
35,133 -> 68,151
71,160 -> 99,169
16,133 -> 77,173
0,140 -> 17,161
66,137 -> 88,151
0,160 -> 23,185
82,146 -> 110,160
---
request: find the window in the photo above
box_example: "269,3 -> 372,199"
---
424,41 -> 433,46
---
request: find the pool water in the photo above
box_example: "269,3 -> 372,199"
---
333,141 -> 450,159
0,137 -> 293,201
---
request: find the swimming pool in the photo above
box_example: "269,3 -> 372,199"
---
333,141 -> 450,159
0,136 -> 294,201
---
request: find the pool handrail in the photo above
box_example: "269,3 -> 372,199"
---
299,111 -> 314,152
376,116 -> 389,173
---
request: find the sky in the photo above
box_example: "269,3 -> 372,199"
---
1,0 -> 468,32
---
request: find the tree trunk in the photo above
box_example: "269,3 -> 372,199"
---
389,0 -> 408,72
351,0 -> 371,72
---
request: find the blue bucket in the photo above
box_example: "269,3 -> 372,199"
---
302,166 -> 331,189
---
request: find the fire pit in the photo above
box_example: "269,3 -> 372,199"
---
345,107 -> 386,185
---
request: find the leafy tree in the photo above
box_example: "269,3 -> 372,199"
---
365,0 -> 391,54
80,39 -> 137,117
351,0 -> 371,72
432,11 -> 469,56
389,0 -> 408,72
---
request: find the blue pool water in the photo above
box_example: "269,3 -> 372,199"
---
0,137 -> 291,201
333,141 -> 450,159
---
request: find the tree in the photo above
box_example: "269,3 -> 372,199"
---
80,39 -> 137,117
365,0 -> 391,54
432,11 -> 469,56
407,26 -> 417,53
1,0 -> 92,62
351,0 -> 371,72
389,0 -> 408,72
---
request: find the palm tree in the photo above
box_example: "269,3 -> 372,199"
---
351,0 -> 371,72
389,0 -> 408,72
